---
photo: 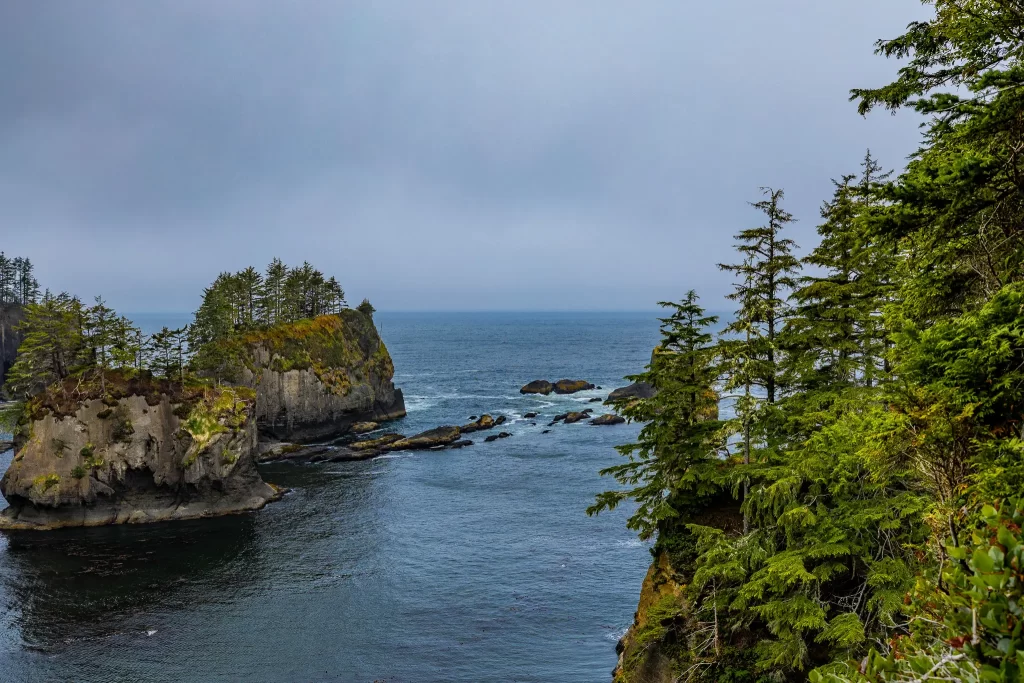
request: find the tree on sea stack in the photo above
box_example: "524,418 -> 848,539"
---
357,298 -> 375,319
4,292 -> 85,398
588,291 -> 724,540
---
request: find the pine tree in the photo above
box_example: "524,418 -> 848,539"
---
4,292 -> 85,398
589,291 -> 724,540
84,297 -> 118,392
261,258 -> 288,325
0,253 -> 13,304
235,266 -> 263,330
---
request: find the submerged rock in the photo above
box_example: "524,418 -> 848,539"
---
0,382 -> 279,531
552,379 -> 595,395
351,421 -> 379,434
449,440 -> 474,449
494,416 -> 507,426
590,414 -> 626,426
523,412 -> 538,419
552,413 -> 569,422
520,380 -> 554,395
388,426 -> 462,451
497,432 -> 511,439
588,397 -> 602,403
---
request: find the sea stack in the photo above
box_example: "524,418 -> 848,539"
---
0,377 -> 279,530
240,310 -> 406,442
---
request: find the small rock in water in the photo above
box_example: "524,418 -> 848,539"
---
590,414 -> 626,426
484,435 -> 500,443
523,412 -> 538,419
497,432 -> 511,439
449,440 -> 474,449
494,416 -> 507,426
469,416 -> 478,421
547,421 -> 557,427
553,413 -> 568,422
520,380 -> 554,395
588,397 -> 602,403
542,430 -> 551,434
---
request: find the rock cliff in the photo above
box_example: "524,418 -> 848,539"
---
239,310 -> 406,442
614,551 -> 684,683
0,379 -> 279,530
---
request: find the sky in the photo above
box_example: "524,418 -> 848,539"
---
0,1 -> 926,313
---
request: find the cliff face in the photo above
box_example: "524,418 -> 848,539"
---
240,310 -> 405,442
0,383 -> 278,530
614,551 -> 684,683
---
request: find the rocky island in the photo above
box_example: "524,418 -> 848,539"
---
0,375 -> 279,530
239,310 -> 405,442
0,259 -> 408,530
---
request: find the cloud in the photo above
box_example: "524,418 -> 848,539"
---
0,1 -> 924,311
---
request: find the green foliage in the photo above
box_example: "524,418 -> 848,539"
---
589,291 -> 724,540
601,5 -> 1024,679
4,292 -> 86,398
357,298 -> 375,319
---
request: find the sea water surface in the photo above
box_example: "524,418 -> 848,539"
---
0,312 -> 663,682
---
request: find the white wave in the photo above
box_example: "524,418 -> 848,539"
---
614,538 -> 647,549
606,624 -> 632,641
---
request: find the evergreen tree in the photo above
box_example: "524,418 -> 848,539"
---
357,298 -> 375,319
235,266 -> 263,330
718,188 -> 800,405
0,253 -> 14,304
261,257 -> 288,325
589,292 -> 724,540
4,292 -> 84,398
84,297 -> 118,392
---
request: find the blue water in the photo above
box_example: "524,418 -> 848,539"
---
0,312 -> 662,682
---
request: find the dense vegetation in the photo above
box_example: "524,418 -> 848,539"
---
592,2 -> 1024,681
1,259 -> 368,420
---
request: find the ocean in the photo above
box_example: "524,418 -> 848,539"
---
0,311 -> 664,682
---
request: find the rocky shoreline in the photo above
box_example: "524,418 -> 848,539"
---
0,359 -> 642,529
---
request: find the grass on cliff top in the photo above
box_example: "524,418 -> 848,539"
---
26,369 -> 254,425
237,311 -> 394,395
26,369 -> 211,422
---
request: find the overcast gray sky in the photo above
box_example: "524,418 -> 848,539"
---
1,1 -> 925,312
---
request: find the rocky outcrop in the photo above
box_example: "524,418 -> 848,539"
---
388,426 -> 461,451
521,378 -> 596,395
563,411 -> 590,424
351,421 -> 379,434
607,382 -> 657,403
553,379 -> 595,394
614,551 -> 684,683
520,380 -> 554,395
0,383 -> 279,530
590,414 -> 626,426
350,433 -> 405,451
460,415 -> 495,433
240,311 -> 406,442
